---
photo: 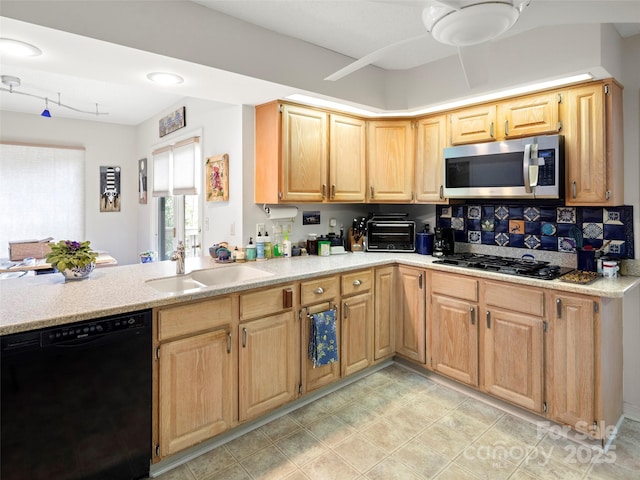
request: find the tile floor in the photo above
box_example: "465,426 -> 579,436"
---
154,365 -> 640,480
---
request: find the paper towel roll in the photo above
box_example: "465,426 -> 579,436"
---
265,206 -> 299,220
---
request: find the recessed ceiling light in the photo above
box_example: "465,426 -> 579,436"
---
0,38 -> 42,57
146,72 -> 184,85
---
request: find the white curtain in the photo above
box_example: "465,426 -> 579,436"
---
0,143 -> 85,257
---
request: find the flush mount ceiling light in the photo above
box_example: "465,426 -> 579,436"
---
0,38 -> 43,57
423,1 -> 528,47
146,72 -> 184,86
0,75 -> 108,118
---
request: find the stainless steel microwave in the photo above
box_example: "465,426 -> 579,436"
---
366,219 -> 415,252
443,134 -> 564,199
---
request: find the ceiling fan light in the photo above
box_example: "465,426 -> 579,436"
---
0,38 -> 42,57
146,72 -> 184,85
430,3 -> 520,47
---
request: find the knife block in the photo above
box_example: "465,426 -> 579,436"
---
347,228 -> 364,252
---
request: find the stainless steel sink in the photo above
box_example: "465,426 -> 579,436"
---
146,265 -> 273,293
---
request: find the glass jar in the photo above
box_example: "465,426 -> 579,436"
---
307,233 -> 318,255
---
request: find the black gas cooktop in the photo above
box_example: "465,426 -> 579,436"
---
432,253 -> 573,280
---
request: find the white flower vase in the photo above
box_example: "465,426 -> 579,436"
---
61,262 -> 95,281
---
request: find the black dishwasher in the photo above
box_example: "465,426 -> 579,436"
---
1,310 -> 152,480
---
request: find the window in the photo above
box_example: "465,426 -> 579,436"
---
152,136 -> 201,260
0,143 -> 85,256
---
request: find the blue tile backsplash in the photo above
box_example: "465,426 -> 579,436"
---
437,204 -> 635,259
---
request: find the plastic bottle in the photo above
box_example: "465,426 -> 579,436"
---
246,237 -> 256,261
256,231 -> 265,260
264,231 -> 272,259
283,233 -> 292,258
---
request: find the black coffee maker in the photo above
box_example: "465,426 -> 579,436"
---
433,227 -> 455,257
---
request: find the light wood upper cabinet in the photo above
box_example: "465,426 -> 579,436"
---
563,81 -> 624,206
367,120 -> 414,202
415,114 -> 448,203
395,266 -> 425,363
255,102 -> 365,203
329,114 -> 367,202
449,104 -> 496,145
374,266 -> 395,360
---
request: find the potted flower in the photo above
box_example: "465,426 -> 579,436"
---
46,240 -> 98,280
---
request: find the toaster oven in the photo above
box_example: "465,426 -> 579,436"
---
366,219 -> 415,252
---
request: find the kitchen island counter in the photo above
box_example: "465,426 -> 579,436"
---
2,253 -> 638,335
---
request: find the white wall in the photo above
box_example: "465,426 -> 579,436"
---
0,111 -> 140,264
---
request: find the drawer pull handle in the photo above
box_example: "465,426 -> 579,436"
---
470,307 -> 475,325
572,181 -> 577,199
242,327 -> 247,348
556,298 -> 562,318
486,311 -> 491,329
344,303 -> 349,319
283,288 -> 293,309
227,332 -> 232,353
322,184 -> 327,199
314,287 -> 324,295
331,184 -> 336,198
352,279 -> 362,286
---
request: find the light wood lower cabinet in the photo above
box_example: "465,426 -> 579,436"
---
395,266 -> 426,363
374,266 -> 395,360
341,291 -> 372,377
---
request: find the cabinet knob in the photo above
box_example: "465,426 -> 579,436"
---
352,279 -> 362,286
314,287 -> 324,295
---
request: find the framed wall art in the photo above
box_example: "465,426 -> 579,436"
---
138,158 -> 147,204
206,154 -> 229,202
159,106 -> 186,138
100,166 -> 121,212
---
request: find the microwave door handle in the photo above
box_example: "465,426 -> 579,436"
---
523,144 -> 532,193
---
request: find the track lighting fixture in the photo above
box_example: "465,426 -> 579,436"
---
0,75 -> 108,118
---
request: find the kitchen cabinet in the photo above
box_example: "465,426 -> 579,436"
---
429,272 -> 479,385
482,282 -> 544,412
414,114 -> 448,203
395,265 -> 426,363
367,119 -> 414,202
300,275 -> 341,393
340,270 -> 373,377
448,91 -> 560,145
374,266 -> 395,360
563,80 -> 624,206
254,102 -> 366,203
238,284 -> 298,422
545,292 -> 622,442
154,297 -> 236,459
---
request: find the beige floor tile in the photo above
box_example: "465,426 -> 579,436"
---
486,414 -> 545,447
406,395 -> 455,420
334,433 -> 388,473
364,456 -> 425,480
391,438 -> 450,478
156,464 -> 196,480
306,414 -> 356,447
225,429 -> 272,460
517,458 -> 586,480
506,470 -> 540,480
282,471 -> 311,480
288,399 -> 334,427
616,418 -> 640,438
357,370 -> 396,390
239,444 -> 298,480
436,410 -> 493,439
276,429 -> 329,467
531,435 -> 592,475
334,401 -> 379,430
453,437 -> 519,480
311,390 -> 350,412
414,421 -> 475,459
382,404 -> 435,437
360,417 -> 414,453
607,434 -> 640,470
358,389 -> 401,416
434,463 -> 481,480
187,446 -> 238,479
424,384 -> 469,409
586,459 -> 640,480
303,450 -> 360,480
334,382 -> 374,404
201,463 -> 251,480
455,398 -> 505,426
260,414 -> 303,442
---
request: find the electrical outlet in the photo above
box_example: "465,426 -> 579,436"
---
230,222 -> 235,236
256,223 -> 265,237
329,218 -> 337,227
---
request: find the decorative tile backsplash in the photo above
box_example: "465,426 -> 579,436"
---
437,204 -> 635,259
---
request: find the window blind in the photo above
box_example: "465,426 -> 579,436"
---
151,137 -> 199,197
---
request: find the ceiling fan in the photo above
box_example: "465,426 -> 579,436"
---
324,0 -> 530,84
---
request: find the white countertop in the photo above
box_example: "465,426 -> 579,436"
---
2,252 -> 639,335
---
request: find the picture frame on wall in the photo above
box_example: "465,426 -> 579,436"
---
159,106 -> 186,137
100,166 -> 121,212
138,158 -> 147,204
206,154 -> 229,202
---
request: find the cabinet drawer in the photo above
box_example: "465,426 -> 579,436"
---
485,281 -> 545,317
158,296 -> 233,341
341,269 -> 372,296
431,271 -> 478,302
240,283 -> 296,321
301,275 -> 340,305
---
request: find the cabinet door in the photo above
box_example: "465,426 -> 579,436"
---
497,92 -> 560,139
281,104 -> 328,202
431,295 -> 478,386
302,305 -> 341,393
415,114 -> 447,203
159,327 -> 233,456
449,105 -> 496,145
483,308 -> 544,412
239,312 -> 298,422
374,266 -> 395,360
341,292 -> 372,377
367,120 -> 414,202
329,114 -> 366,202
564,84 -> 607,205
547,294 -> 600,438
395,266 -> 425,363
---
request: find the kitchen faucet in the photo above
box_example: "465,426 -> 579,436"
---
171,241 -> 186,274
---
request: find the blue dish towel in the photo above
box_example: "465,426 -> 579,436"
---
309,309 -> 338,368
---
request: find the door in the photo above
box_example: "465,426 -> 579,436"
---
341,292 -> 372,377
158,194 -> 201,260
483,308 -> 544,412
239,312 -> 298,421
374,266 -> 395,359
329,114 -> 366,202
432,295 -> 478,386
395,266 -> 425,363
415,114 -> 447,203
159,327 -> 233,456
